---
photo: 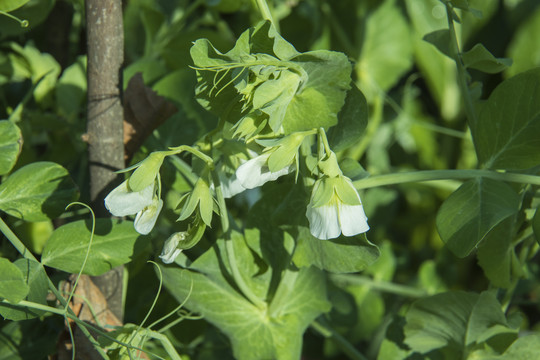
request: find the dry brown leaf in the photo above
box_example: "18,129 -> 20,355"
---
123,72 -> 178,161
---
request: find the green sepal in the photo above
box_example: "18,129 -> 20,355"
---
310,177 -> 335,208
318,151 -> 342,178
178,176 -> 214,227
128,152 -> 167,192
178,220 -> 207,250
334,176 -> 361,206
266,132 -> 306,172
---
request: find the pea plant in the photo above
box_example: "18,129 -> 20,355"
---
1,0 -> 539,359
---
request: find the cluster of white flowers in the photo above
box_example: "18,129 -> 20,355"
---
216,133 -> 370,240
103,131 -> 370,265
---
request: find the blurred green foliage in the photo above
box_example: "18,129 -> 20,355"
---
1,0 -> 540,359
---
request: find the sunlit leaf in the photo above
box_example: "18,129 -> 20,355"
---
161,237 -> 330,360
0,162 -> 79,221
41,219 -> 149,276
191,20 -> 351,136
356,0 -> 413,101
0,0 -> 30,12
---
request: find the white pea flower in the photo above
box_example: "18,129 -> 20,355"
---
235,131 -> 310,189
236,152 -> 294,189
306,175 -> 369,240
217,168 -> 247,198
104,180 -> 163,235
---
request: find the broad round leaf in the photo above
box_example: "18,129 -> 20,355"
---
472,67 -> 540,169
0,258 -> 29,303
0,120 -> 22,175
327,84 -> 368,152
0,162 -> 79,221
0,0 -> 30,12
436,178 -> 520,258
404,291 -> 517,356
293,227 -> 380,273
41,219 -> 149,276
161,260 -> 329,360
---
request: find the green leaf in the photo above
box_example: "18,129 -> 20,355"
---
327,84 -> 368,152
0,120 -> 22,175
462,43 -> 512,73
0,0 -> 55,38
293,227 -> 380,273
476,216 -> 516,288
0,257 -> 29,303
423,29 -> 452,58
0,162 -> 79,221
10,43 -> 61,107
0,258 -> 48,320
55,56 -> 87,120
357,0 -> 413,101
161,241 -> 330,360
533,206 -> 540,245
404,291 -> 518,356
41,219 -> 149,276
472,67 -> 540,170
436,178 -> 520,258
0,0 -> 30,12
492,334 -> 540,359
505,6 -> 540,78
0,320 -> 57,360
404,0 -> 460,120
191,21 -> 351,136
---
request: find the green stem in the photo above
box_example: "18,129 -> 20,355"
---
330,274 -> 427,298
255,0 -> 278,31
223,231 -> 266,310
210,171 -> 266,310
0,11 -> 29,27
353,169 -> 540,190
0,217 -> 109,359
318,127 -> 333,156
168,145 -> 214,168
311,320 -> 368,360
445,3 -> 477,126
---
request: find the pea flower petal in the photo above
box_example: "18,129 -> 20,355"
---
236,153 -> 294,189
104,181 -> 154,217
134,198 -> 163,235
